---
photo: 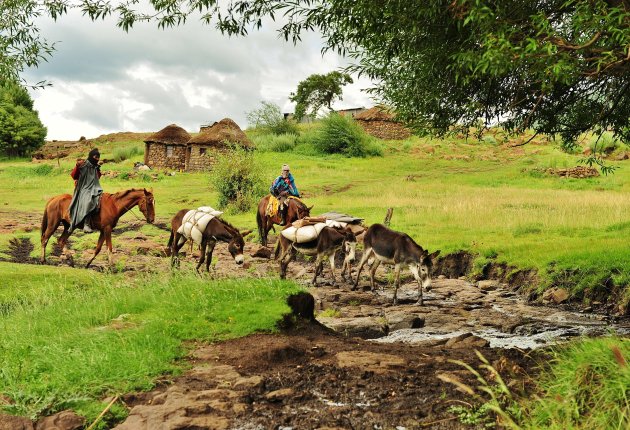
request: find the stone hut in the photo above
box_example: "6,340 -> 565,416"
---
185,118 -> 253,171
354,106 -> 412,140
144,124 -> 191,170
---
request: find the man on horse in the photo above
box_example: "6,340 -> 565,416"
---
270,164 -> 300,225
69,148 -> 103,233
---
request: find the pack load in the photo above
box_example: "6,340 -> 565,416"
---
281,217 -> 346,243
177,206 -> 223,245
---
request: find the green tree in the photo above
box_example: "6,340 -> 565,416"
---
289,71 -> 353,121
245,101 -> 298,135
4,0 -> 630,155
0,80 -> 47,157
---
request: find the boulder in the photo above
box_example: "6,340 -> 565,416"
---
318,316 -> 388,339
542,288 -> 570,304
477,280 -> 499,291
0,415 -> 33,430
36,411 -> 85,430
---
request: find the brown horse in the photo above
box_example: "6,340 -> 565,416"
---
168,208 -> 252,272
40,188 -> 155,267
256,195 -> 312,246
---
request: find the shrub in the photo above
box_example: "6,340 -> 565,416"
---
112,145 -> 142,163
210,146 -> 266,212
246,101 -> 299,136
588,132 -> 625,155
312,113 -> 382,157
251,133 -> 298,152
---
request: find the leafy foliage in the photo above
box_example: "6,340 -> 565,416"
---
210,145 -> 265,212
289,71 -> 353,121
4,1 -> 629,156
245,101 -> 298,135
311,113 -> 382,157
0,80 -> 47,157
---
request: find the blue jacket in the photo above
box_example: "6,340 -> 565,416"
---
270,173 -> 300,197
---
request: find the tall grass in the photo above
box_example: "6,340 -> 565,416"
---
112,145 -> 142,163
524,337 -> 630,429
0,263 -> 301,423
310,113 -> 383,157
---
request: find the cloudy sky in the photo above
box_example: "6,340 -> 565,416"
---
23,9 -> 375,141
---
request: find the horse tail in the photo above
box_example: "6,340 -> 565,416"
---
41,200 -> 50,239
256,205 -> 264,243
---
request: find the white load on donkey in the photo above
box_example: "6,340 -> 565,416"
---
276,212 -> 364,285
176,206 -> 224,246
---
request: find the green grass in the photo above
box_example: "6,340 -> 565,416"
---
0,262 -> 302,423
522,337 -> 630,430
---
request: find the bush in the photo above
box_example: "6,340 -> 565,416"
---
251,133 -> 298,152
312,113 -> 383,157
246,101 -> 299,136
112,145 -> 142,163
588,132 -> 625,155
210,146 -> 266,212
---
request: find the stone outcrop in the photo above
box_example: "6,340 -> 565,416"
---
354,106 -> 412,140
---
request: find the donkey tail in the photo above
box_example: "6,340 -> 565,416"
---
167,229 -> 174,249
273,239 -> 282,260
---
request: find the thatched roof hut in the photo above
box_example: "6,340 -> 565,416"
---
185,118 -> 252,171
145,124 -> 191,146
354,106 -> 395,122
354,106 -> 412,140
144,124 -> 191,169
187,118 -> 252,149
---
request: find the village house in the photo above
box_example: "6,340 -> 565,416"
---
185,118 -> 253,172
143,124 -> 191,170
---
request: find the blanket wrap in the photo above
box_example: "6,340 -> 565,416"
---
176,206 -> 223,246
280,219 -> 348,243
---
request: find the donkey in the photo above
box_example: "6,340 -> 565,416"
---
168,208 -> 252,272
276,226 -> 357,285
353,224 -> 440,305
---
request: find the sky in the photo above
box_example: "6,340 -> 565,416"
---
23,9 -> 375,141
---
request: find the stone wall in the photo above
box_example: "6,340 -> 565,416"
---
185,145 -> 227,172
357,120 -> 411,140
145,143 -> 186,170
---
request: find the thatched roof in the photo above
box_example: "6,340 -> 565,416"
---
144,124 -> 191,146
186,118 -> 252,148
354,106 -> 396,122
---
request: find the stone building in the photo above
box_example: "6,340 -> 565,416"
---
185,118 -> 253,171
144,124 -> 191,170
354,106 -> 412,140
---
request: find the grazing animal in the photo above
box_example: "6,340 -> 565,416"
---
168,208 -> 252,272
40,188 -> 155,267
353,224 -> 440,305
256,195 -> 312,246
276,226 -> 357,285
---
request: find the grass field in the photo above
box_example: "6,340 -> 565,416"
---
0,262 -> 301,426
1,131 -> 629,301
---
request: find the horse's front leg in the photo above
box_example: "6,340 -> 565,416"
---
86,232 -> 105,268
311,255 -> 324,286
205,240 -> 216,272
392,263 -> 402,305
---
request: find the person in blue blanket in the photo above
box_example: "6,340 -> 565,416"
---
270,164 -> 300,225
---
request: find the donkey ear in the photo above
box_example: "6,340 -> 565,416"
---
428,250 -> 441,260
240,229 -> 253,237
307,205 -> 314,211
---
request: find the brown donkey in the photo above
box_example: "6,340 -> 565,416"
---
276,226 -> 357,285
40,188 -> 155,267
353,223 -> 440,305
168,209 -> 252,272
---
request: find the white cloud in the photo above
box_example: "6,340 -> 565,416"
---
24,9 -> 375,140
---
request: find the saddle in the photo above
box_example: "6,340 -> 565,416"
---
265,195 -> 303,217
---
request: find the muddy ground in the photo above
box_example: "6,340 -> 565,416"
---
2,212 -> 625,429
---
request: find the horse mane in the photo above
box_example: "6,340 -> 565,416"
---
111,188 -> 149,200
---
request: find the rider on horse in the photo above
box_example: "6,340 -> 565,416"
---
69,148 -> 103,233
270,164 -> 300,225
